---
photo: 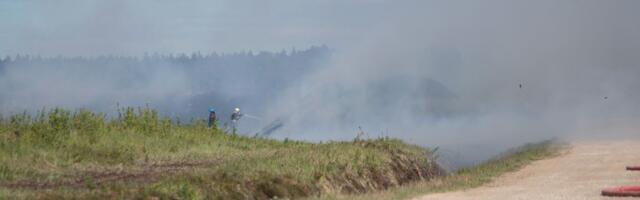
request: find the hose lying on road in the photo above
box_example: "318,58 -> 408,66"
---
602,186 -> 640,197
626,166 -> 640,171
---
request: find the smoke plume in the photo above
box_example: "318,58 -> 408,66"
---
261,1 -> 640,167
2,0 -> 640,168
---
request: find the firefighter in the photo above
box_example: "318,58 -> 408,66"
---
230,107 -> 243,134
208,108 -> 217,129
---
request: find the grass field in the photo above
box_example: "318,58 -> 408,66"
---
310,139 -> 562,200
0,108 -> 443,199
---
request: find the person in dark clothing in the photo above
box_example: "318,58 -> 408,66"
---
208,108 -> 217,129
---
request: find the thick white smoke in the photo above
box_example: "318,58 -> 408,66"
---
2,0 -> 640,168
0,60 -> 190,113
263,1 -> 640,167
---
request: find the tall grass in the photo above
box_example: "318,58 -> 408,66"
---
0,108 -> 442,199
312,140 -> 562,200
0,107 -> 187,181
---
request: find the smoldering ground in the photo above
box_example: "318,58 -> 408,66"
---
2,0 -> 640,169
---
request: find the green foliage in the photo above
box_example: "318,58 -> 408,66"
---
4,107 -> 171,143
0,108 -> 441,200
141,180 -> 201,200
116,106 -> 168,134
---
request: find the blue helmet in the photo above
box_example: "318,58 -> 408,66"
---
209,108 -> 216,112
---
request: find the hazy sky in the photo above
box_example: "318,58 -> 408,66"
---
2,1 -> 639,57
0,0 -> 397,56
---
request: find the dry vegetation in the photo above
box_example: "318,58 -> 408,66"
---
311,140 -> 562,200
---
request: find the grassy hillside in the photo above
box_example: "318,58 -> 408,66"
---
312,140 -> 562,200
0,108 -> 443,199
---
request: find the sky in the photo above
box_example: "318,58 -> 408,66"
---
2,1 -> 638,56
0,0 -> 394,56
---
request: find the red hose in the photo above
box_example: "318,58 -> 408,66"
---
627,166 -> 640,171
602,186 -> 640,197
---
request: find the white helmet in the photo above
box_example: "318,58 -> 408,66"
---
234,107 -> 240,112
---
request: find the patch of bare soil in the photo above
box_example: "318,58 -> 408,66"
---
0,159 -> 220,190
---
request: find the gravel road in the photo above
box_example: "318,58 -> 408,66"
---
416,140 -> 640,200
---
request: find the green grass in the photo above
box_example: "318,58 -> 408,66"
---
0,108 -> 442,199
309,140 -> 563,200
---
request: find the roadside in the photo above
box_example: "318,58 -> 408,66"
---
308,140 -> 562,200
417,140 -> 640,200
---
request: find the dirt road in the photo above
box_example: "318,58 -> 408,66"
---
416,140 -> 640,200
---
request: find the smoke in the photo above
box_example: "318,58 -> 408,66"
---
0,58 -> 188,113
0,49 -> 330,130
261,1 -> 640,168
2,0 -> 640,168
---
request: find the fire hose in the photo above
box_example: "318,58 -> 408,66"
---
601,166 -> 640,197
602,186 -> 640,197
627,166 -> 640,171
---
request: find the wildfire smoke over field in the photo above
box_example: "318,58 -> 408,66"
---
2,0 -> 640,167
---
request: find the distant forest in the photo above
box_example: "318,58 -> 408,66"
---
0,46 -> 331,119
